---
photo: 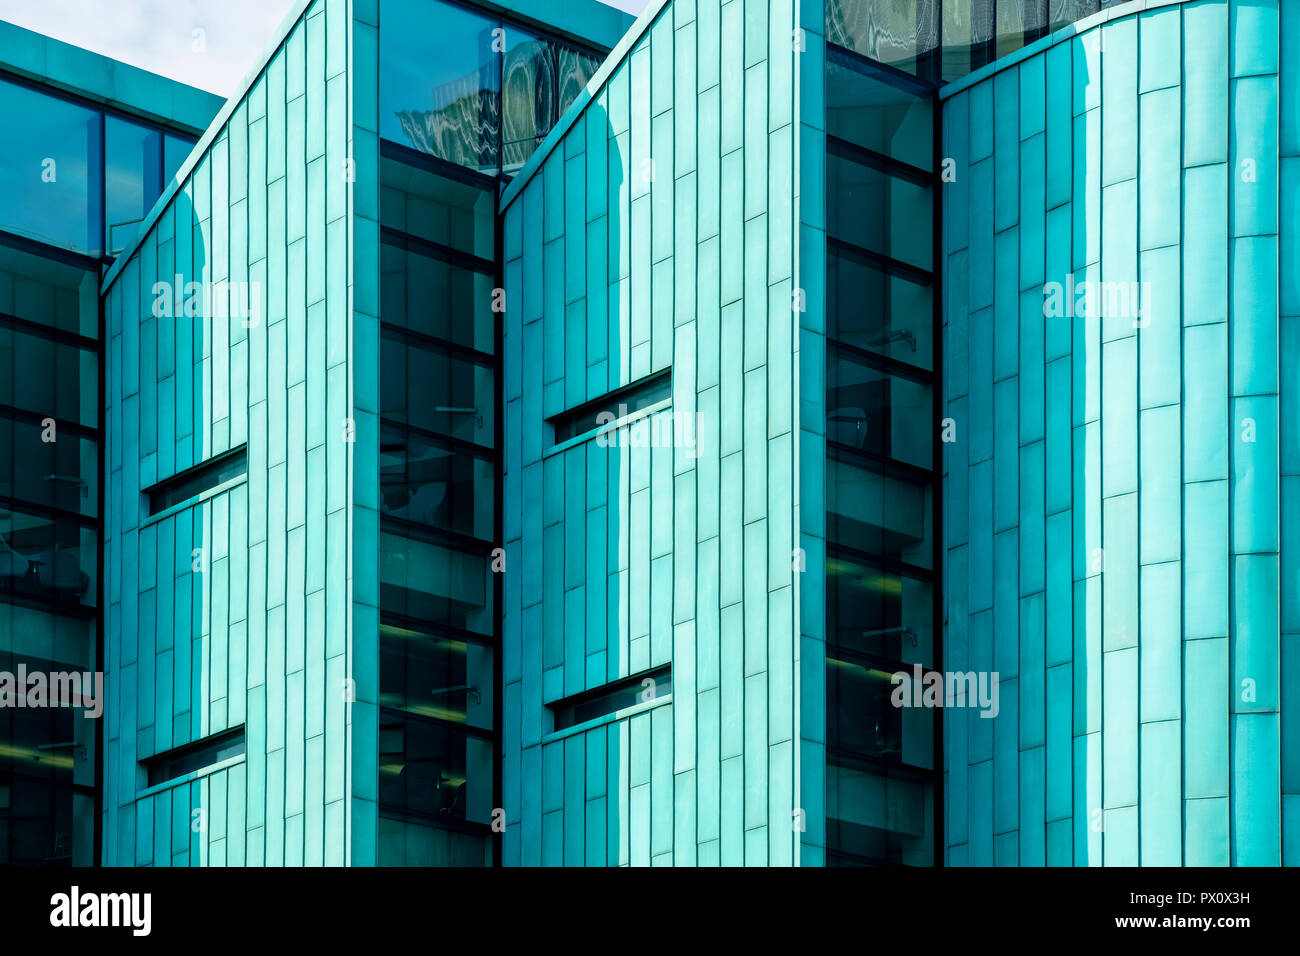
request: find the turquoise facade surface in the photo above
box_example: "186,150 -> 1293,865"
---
10,0 -> 1297,868
99,0 -> 366,865
94,0 -> 631,867
941,0 -> 1299,865
499,0 -> 809,865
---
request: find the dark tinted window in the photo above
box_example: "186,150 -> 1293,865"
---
143,728 -> 246,787
145,446 -> 247,515
551,666 -> 672,731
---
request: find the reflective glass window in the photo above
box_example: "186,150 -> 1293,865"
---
378,528 -> 493,636
163,133 -> 195,185
826,350 -> 932,469
826,58 -> 932,171
0,327 -> 97,427
377,814 -> 491,865
0,79 -> 100,256
941,0 -> 995,82
0,506 -> 96,607
1050,0 -> 1101,32
826,549 -> 933,666
0,418 -> 97,518
380,154 -> 494,260
827,763 -> 933,865
825,1 -> 940,78
378,711 -> 494,825
380,329 -> 494,446
828,249 -> 932,371
380,241 -> 494,354
380,423 -> 493,539
827,654 -> 934,768
379,0 -> 500,174
380,622 -> 494,730
828,454 -> 932,569
502,25 -> 602,173
105,115 -> 163,255
0,780 -> 94,866
827,151 -> 932,271
0,242 -> 98,338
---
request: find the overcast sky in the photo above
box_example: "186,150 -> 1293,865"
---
0,0 -> 649,96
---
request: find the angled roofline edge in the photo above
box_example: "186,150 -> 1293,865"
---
938,0 -> 1186,100
101,0 -> 316,294
498,0 -> 670,213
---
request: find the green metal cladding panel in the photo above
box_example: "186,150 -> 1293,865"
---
942,0 -> 1295,866
500,0 -> 813,865
796,0 -> 829,869
99,0 -> 377,865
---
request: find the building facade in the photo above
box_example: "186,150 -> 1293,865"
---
0,0 -> 1294,866
940,0 -> 1299,867
0,22 -> 221,865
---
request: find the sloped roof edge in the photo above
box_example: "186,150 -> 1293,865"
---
101,0 -> 316,294
498,0 -> 671,213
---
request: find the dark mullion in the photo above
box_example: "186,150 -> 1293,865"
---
826,134 -> 933,189
827,539 -> 934,584
377,704 -> 495,742
0,311 -> 100,352
379,607 -> 499,649
380,415 -> 497,463
826,440 -> 934,487
379,320 -> 497,369
827,335 -> 933,385
379,225 -> 496,276
379,512 -> 498,557
826,42 -> 941,96
827,236 -> 933,288
0,493 -> 99,530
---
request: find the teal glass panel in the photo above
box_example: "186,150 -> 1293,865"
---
827,453 -> 932,570
380,620 -> 494,730
379,422 -> 493,539
163,133 -> 195,185
379,527 -> 493,636
825,54 -> 933,171
105,114 -> 163,255
827,151 -> 932,271
826,761 -> 934,865
0,505 -> 96,607
827,349 -> 932,468
0,78 -> 100,255
379,153 -> 494,259
828,654 -> 934,769
380,241 -> 494,354
0,325 -> 96,427
379,329 -> 494,447
826,1 -> 940,79
826,549 -> 933,665
827,250 -> 933,370
378,711 -> 494,823
379,0 -> 500,173
502,25 -> 602,173
0,244 -> 97,338
0,417 -> 97,517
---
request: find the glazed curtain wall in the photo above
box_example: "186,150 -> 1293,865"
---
941,0 -> 1297,865
500,0 -> 804,865
100,0 -> 363,865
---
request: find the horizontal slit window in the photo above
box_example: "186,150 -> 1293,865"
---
550,666 -> 672,731
550,370 -> 672,445
145,446 -> 246,515
143,727 -> 245,787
